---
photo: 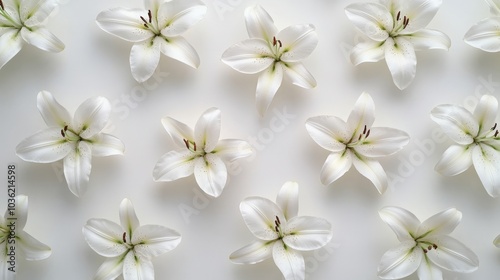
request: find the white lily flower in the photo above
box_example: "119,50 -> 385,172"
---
305,92 -> 409,194
96,0 -> 207,83
1,195 -> 51,280
16,91 -> 125,197
153,107 -> 253,197
345,0 -> 451,90
431,95 -> 500,197
464,0 -> 500,51
221,5 -> 318,116
0,0 -> 64,70
83,198 -> 181,280
230,181 -> 333,280
378,206 -> 479,279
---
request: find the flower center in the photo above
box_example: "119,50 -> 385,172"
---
348,125 -> 371,147
122,232 -> 133,249
60,125 -> 81,142
391,11 -> 410,36
271,36 -> 283,58
274,215 -> 284,239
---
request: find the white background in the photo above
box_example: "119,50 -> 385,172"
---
1,0 -> 500,279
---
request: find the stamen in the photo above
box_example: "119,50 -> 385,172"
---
0,0 -> 4,10
396,11 -> 400,21
404,17 -> 410,29
61,129 -> 65,138
358,134 -> 362,141
276,216 -> 281,225
492,123 -> 498,131
122,232 -> 127,243
365,129 -> 371,139
148,10 -> 152,23
273,36 -> 277,47
278,40 -> 282,48
140,16 -> 148,24
433,244 -> 438,250
403,16 -> 406,25
193,142 -> 197,152
183,139 -> 190,150
275,225 -> 279,233
363,125 -> 367,135
64,125 -> 68,132
428,245 -> 432,251
495,130 -> 499,137
275,220 -> 280,228
423,248 -> 428,253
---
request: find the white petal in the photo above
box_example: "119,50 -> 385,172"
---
347,92 -> 376,137
282,62 -> 316,89
244,5 -> 278,41
272,241 -> 305,280
473,94 -> 498,135
193,154 -> 227,197
89,133 -> 125,157
10,195 -> 28,229
425,235 -> 479,273
63,141 -> 92,197
403,29 -> 450,51
0,256 -> 15,280
158,0 -> 207,37
353,127 -> 410,157
278,24 -> 318,62
494,234 -> 500,247
305,116 -> 350,152
430,104 -> 478,145
20,0 -> 58,25
96,8 -> 154,42
94,256 -> 125,280
144,0 -> 162,13
464,17 -> 500,52
122,251 -> 154,280
229,240 -> 273,264
416,208 -> 461,238
16,128 -> 73,163
161,115 -> 195,148
398,0 -> 443,33
119,198 -> 140,240
212,139 -> 253,162
472,144 -> 500,197
487,0 -> 500,15
16,231 -> 51,260
74,96 -> 111,139
132,225 -> 181,258
82,218 -> 128,257
36,91 -> 71,127
276,181 -> 299,221
159,35 -> 200,68
194,107 -> 220,153
352,153 -> 388,194
152,150 -> 195,182
239,197 -> 282,241
344,3 -> 391,41
256,62 -> 284,117
0,28 -> 23,70
20,27 -> 64,52
350,41 -> 385,65
221,38 -> 274,74
320,150 -> 352,185
379,206 -> 420,242
283,216 -> 332,251
417,258 -> 443,280
384,37 -> 417,90
377,240 -> 422,279
435,145 -> 473,176
130,37 -> 161,83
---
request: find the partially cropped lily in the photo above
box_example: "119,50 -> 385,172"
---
431,95 -> 500,197
0,0 -> 64,70
378,206 -> 478,279
222,5 -> 318,116
16,91 -> 125,197
1,195 -> 51,280
83,198 -> 181,280
464,0 -> 500,51
305,92 -> 409,194
230,182 -> 333,280
153,107 -> 253,197
345,0 -> 450,90
96,0 -> 207,83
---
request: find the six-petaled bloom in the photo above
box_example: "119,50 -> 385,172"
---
96,0 -> 207,83
16,91 -> 125,197
153,107 -> 253,197
464,0 -> 500,52
82,198 -> 181,280
230,181 -> 333,280
431,95 -> 500,197
305,92 -> 410,194
221,5 -> 318,116
0,0 -> 65,70
345,0 -> 451,90
378,206 -> 478,279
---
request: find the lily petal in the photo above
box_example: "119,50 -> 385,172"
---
159,0 -> 207,37
159,35 -> 200,68
377,240 -> 422,279
353,127 -> 410,157
63,141 -> 92,197
384,37 -> 417,90
16,231 -> 51,260
10,195 -> 28,229
161,116 -> 195,148
473,95 -> 498,135
73,96 -> 111,139
212,139 -> 253,162
347,92 -> 376,137
16,127 -> 73,163
82,218 -> 128,257
398,0 -> 443,34
229,240 -> 273,264
152,150 -> 195,182
36,91 -> 71,127
0,258 -> 15,280
435,145 -> 473,176
193,154 -> 227,197
416,208 -> 462,238
350,41 -> 385,65
239,197 -> 283,241
487,0 -> 500,15
464,17 -> 500,52
283,216 -> 332,251
305,116 -> 350,152
221,38 -> 275,74
20,27 -> 64,52
130,37 -> 162,83
122,251 -> 154,280
94,256 -> 125,280
425,235 -> 479,273
194,107 -> 220,153
0,28 -> 23,70
404,29 -> 450,51
494,234 -> 500,247
278,24 -> 318,62
256,62 -> 284,116
90,133 -> 125,157
132,225 -> 181,258
96,8 -> 154,42
352,153 -> 388,194
417,258 -> 443,280
379,206 -> 420,242
119,199 -> 140,240
272,241 -> 305,280
320,150 -> 353,186
276,181 -> 299,220
282,62 -> 316,89
244,5 -> 278,41
430,104 -> 478,145
20,0 -> 58,24
472,144 -> 500,197
344,2 -> 391,42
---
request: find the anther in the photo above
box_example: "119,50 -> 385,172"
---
273,36 -> 277,46
404,17 -> 410,29
428,245 -> 432,251
396,11 -> 400,21
275,216 -> 281,225
122,232 -> 127,243
365,129 -> 371,139
0,0 -> 4,10
148,10 -> 152,23
183,139 -> 190,150
495,130 -> 499,137
278,40 -> 282,48
433,244 -> 438,250
423,248 -> 428,254
61,129 -> 65,138
193,142 -> 197,152
140,16 -> 148,24
363,125 -> 367,135
275,225 -> 279,233
64,125 -> 68,131
358,134 -> 362,141
492,123 -> 498,131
